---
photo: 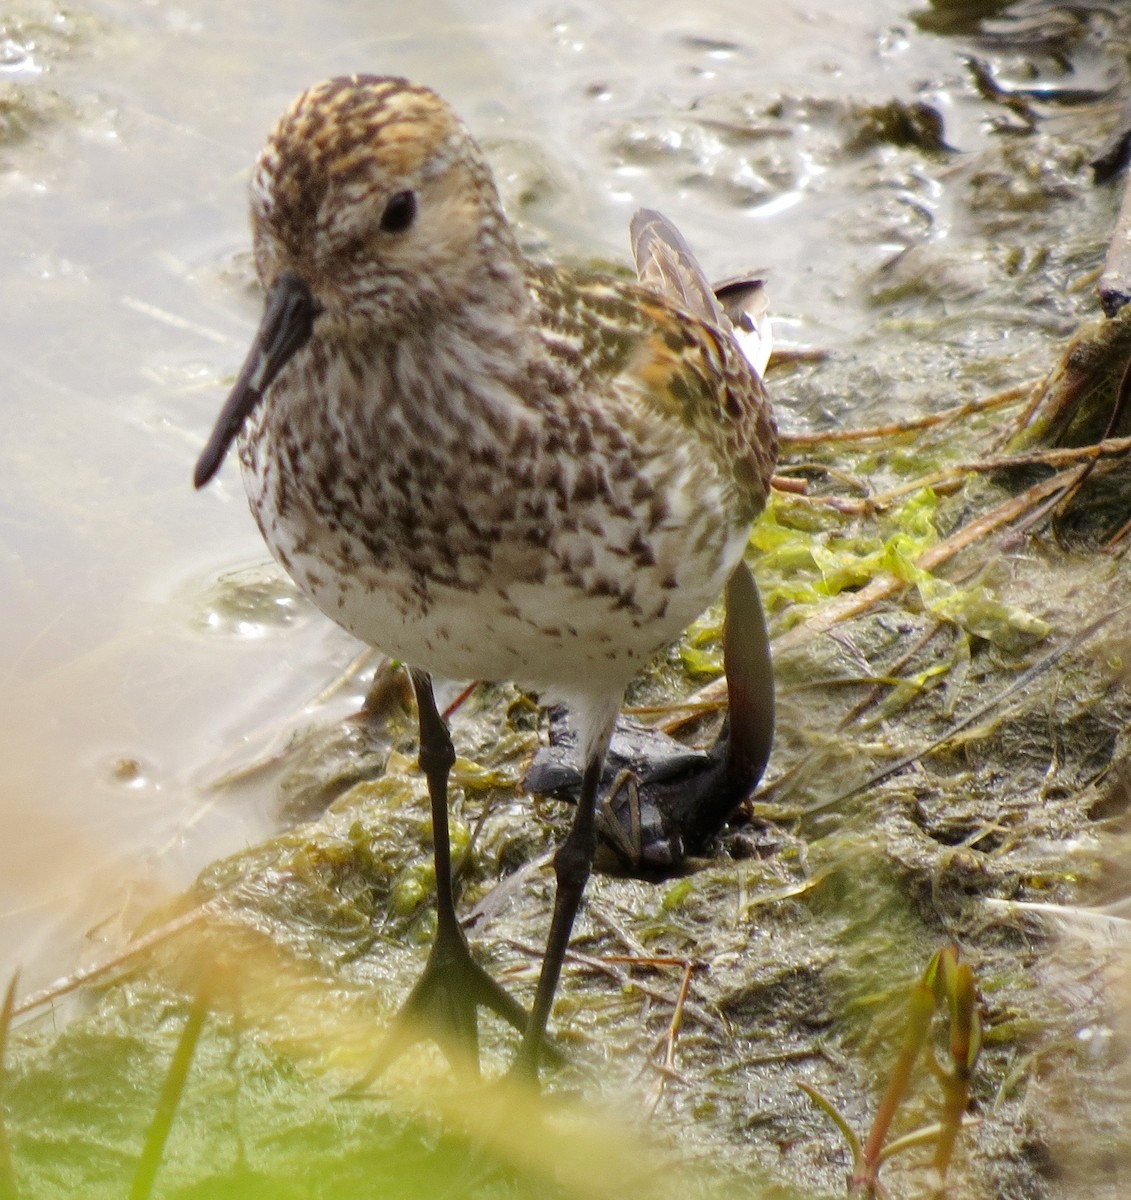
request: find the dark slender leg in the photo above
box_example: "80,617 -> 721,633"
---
413,668 -> 462,947
511,750 -> 604,1080
363,670 -> 528,1081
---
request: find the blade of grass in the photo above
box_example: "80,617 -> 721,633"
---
798,1083 -> 861,1160
0,973 -> 19,1200
128,976 -> 212,1200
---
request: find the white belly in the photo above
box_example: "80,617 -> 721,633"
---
265,509 -> 747,697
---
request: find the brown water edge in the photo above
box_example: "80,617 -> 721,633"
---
3,0 -> 1131,1196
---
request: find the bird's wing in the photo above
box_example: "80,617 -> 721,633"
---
631,208 -> 773,379
526,261 -> 779,523
630,208 -> 726,328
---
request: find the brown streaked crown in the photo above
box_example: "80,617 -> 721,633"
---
247,75 -> 521,327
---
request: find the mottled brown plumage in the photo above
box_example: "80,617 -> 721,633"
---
194,74 -> 777,1082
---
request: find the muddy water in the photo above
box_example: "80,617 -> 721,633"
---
0,0 -> 1118,1000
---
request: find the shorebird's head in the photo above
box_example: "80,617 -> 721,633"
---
252,75 -> 519,324
194,75 -> 518,488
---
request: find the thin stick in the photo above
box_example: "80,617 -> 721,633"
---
311,646 -> 377,706
498,938 -> 726,1036
970,434 -> 1131,471
1049,346 -> 1131,519
673,459 -> 1113,725
781,384 -> 1032,446
645,959 -> 695,1117
770,474 -> 808,495
782,434 -> 1131,520
1105,510 -> 1131,549
12,907 -> 210,1018
804,598 -> 1131,815
441,680 -> 479,721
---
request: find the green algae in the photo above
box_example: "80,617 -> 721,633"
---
4,979 -> 716,1200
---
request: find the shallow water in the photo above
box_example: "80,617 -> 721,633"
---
0,0 -> 1119,996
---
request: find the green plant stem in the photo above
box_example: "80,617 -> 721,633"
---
129,980 -> 212,1200
0,974 -> 19,1200
930,956 -> 982,1192
853,975 -> 935,1191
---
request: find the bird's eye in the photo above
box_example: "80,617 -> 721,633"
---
380,190 -> 417,233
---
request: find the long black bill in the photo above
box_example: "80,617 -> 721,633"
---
193,271 -> 321,489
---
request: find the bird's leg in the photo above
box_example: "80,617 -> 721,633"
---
366,670 -> 528,1079
412,668 -> 462,950
511,748 -> 605,1081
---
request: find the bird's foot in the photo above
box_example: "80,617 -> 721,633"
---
524,561 -> 775,879
526,719 -> 741,878
357,920 -> 530,1085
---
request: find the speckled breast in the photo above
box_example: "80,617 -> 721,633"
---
237,343 -> 751,695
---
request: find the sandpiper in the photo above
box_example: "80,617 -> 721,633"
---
194,74 -> 778,1081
